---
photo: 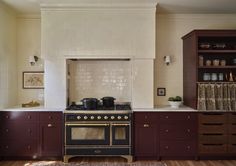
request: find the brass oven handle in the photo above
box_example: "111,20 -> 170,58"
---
65,123 -> 110,126
112,123 -> 130,126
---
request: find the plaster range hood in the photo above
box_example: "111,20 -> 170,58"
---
41,0 -> 157,109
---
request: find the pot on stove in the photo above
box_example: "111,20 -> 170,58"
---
101,96 -> 116,108
81,98 -> 99,110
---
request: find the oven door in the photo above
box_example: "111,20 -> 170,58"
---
65,123 -> 110,145
112,123 -> 130,145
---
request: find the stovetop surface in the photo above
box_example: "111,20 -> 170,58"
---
66,104 -> 131,111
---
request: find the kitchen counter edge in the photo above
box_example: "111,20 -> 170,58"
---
133,105 -> 236,112
1,106 -> 64,112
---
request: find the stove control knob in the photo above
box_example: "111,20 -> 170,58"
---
104,116 -> 108,120
90,116 -> 94,120
97,116 -> 101,120
84,116 -> 88,120
77,116 -> 81,120
124,116 -> 129,120
111,116 -> 115,120
118,116 -> 122,120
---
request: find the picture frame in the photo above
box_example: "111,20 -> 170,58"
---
157,88 -> 166,96
23,71 -> 44,89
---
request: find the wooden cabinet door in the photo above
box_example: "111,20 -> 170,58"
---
40,122 -> 62,157
134,123 -> 158,157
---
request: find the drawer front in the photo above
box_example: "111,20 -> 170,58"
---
199,124 -> 227,134
160,141 -> 196,156
160,113 -> 196,123
228,113 -> 236,124
199,113 -> 227,124
199,135 -> 228,144
228,144 -> 236,154
228,124 -> 236,134
160,124 -> 196,140
40,112 -> 62,122
0,112 -> 37,122
0,123 -> 38,139
228,134 -> 236,144
134,112 -> 158,123
199,144 -> 227,154
0,140 -> 38,157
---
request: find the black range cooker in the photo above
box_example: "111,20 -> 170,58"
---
63,101 -> 133,163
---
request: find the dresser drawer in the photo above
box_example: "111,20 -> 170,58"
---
199,124 -> 227,134
199,144 -> 227,154
0,140 -> 38,157
228,144 -> 236,154
160,140 -> 196,156
160,124 -> 196,140
39,112 -> 62,123
134,112 -> 158,123
160,113 -> 196,123
0,123 -> 38,139
228,124 -> 236,134
228,134 -> 236,144
199,135 -> 228,144
199,113 -> 227,124
228,113 -> 236,124
0,112 -> 38,122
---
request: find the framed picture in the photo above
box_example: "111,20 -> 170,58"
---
23,71 -> 44,89
157,88 -> 166,96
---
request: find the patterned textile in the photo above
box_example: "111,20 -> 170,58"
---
197,83 -> 236,111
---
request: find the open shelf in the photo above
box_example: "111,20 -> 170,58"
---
198,66 -> 236,69
197,81 -> 236,84
198,50 -> 236,53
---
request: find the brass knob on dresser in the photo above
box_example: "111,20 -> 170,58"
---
27,115 -> 31,119
5,129 -> 9,132
47,124 -> 53,127
165,146 -> 169,149
165,129 -> 169,133
143,124 -> 149,128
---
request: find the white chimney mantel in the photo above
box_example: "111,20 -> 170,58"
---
41,0 -> 158,109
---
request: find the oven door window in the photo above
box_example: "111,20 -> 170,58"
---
66,124 -> 110,145
112,123 -> 130,145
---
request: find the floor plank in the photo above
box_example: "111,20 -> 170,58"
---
1,159 -> 236,166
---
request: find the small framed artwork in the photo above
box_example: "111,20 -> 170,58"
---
23,71 -> 44,89
157,88 -> 166,96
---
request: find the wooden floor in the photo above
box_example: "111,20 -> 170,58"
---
1,159 -> 236,166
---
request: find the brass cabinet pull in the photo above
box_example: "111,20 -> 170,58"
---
143,124 -> 149,128
48,124 -> 53,127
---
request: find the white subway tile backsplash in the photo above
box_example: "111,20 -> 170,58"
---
69,60 -> 131,103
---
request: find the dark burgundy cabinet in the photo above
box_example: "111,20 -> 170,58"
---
0,111 -> 62,159
40,112 -> 63,157
159,113 -> 197,159
134,112 -> 159,160
134,112 -> 197,160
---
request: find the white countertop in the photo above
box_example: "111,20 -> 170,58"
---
1,106 -> 64,112
133,105 -> 197,112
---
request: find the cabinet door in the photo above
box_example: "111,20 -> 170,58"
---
40,122 -> 62,157
134,123 -> 158,157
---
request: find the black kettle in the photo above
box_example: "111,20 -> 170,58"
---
101,97 -> 116,108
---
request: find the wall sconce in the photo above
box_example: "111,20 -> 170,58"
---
29,55 -> 39,66
164,56 -> 171,65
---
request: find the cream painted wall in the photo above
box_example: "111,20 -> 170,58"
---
16,17 -> 43,105
155,14 -> 236,106
0,2 -> 17,109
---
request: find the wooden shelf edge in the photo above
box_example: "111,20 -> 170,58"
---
198,66 -> 236,69
198,50 -> 236,53
197,82 -> 236,84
